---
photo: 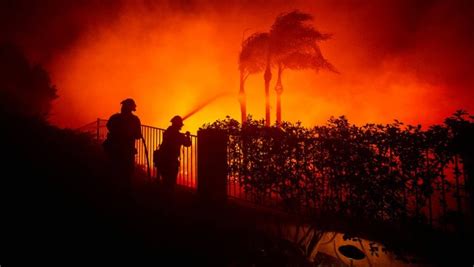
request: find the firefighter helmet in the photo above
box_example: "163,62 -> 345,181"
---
170,115 -> 184,126
120,98 -> 136,111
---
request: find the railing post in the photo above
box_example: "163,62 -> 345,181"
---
197,129 -> 228,203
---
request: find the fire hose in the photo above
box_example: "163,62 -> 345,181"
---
141,136 -> 151,179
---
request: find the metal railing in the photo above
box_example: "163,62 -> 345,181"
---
79,119 -> 197,189
222,130 -> 472,232
79,118 -> 472,232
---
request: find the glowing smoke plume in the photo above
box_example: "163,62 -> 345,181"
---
1,0 -> 472,132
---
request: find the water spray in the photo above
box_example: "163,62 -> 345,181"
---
182,92 -> 230,121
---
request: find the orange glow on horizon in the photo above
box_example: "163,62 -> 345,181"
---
47,1 -> 473,133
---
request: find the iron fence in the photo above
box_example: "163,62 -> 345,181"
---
79,119 -> 197,189
79,116 -> 472,232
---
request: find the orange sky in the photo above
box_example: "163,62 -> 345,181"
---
3,0 -> 472,133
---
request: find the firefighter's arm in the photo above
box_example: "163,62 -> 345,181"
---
134,117 -> 143,139
106,114 -> 117,132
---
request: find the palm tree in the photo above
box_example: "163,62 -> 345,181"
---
269,10 -> 338,125
263,51 -> 272,127
238,32 -> 269,125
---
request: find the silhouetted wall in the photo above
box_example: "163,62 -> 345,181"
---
197,129 -> 228,202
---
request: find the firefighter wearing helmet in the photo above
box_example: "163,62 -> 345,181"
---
154,115 -> 191,190
103,98 -> 142,193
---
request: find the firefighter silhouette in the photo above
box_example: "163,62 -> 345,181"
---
103,98 -> 142,191
154,115 -> 191,190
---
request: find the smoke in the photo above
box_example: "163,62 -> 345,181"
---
1,0 -> 472,130
0,0 -> 125,63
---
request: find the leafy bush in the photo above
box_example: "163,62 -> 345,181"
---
202,112 -> 473,227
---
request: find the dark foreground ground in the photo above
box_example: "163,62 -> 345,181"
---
0,114 -> 311,266
1,114 -> 471,266
2,179 -> 316,266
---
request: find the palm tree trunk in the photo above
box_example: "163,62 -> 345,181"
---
275,64 -> 283,126
239,71 -> 247,125
264,63 -> 272,127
